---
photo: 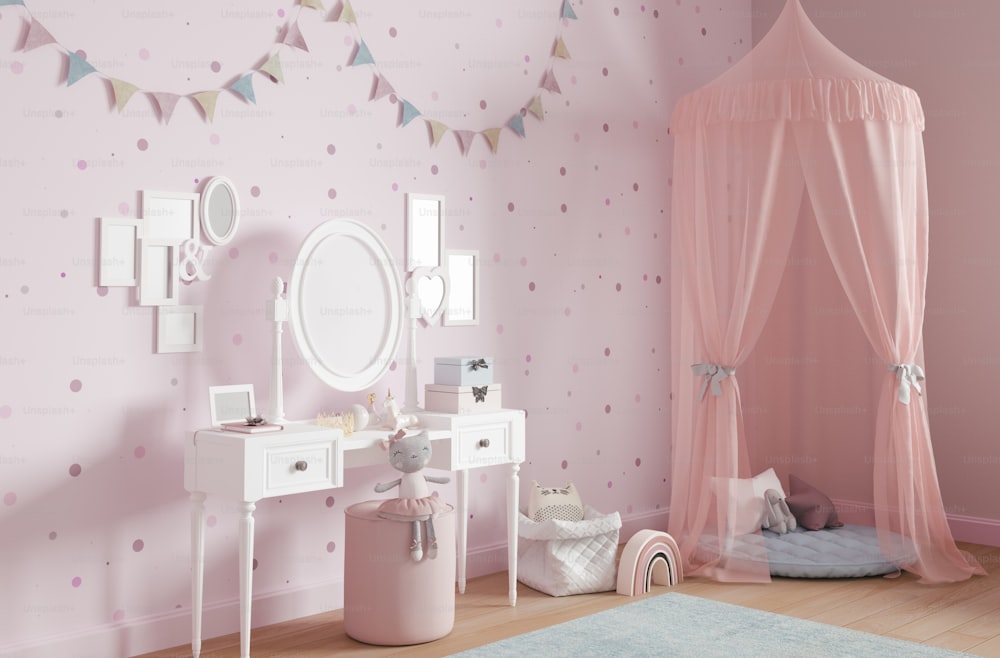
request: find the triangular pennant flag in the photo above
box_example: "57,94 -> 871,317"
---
527,95 -> 544,120
110,78 -> 139,112
259,52 -> 284,83
428,120 -> 448,147
561,0 -> 578,20
455,130 -> 476,156
300,0 -> 324,9
350,40 -> 374,66
0,1 -> 27,6
23,19 -> 57,52
338,0 -> 357,24
66,52 -> 98,86
282,22 -> 309,52
229,74 -> 257,104
400,99 -> 421,127
483,127 -> 502,154
150,92 -> 181,124
553,36 -> 571,59
193,90 -> 221,122
540,69 -> 562,94
506,114 -> 526,138
372,73 -> 395,100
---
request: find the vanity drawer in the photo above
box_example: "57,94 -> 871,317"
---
264,441 -> 339,495
456,423 -> 510,469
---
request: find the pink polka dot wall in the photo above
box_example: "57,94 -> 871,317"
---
0,0 -> 750,652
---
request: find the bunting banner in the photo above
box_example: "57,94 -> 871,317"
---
0,0 -> 577,152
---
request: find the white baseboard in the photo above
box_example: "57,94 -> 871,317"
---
833,497 -> 1000,547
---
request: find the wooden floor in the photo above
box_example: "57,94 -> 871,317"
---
137,541 -> 1000,658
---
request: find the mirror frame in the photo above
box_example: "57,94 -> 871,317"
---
443,250 -> 480,326
406,193 -> 445,272
199,176 -> 241,246
288,219 -> 404,392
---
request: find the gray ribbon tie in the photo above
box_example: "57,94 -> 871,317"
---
692,363 -> 735,401
889,363 -> 924,405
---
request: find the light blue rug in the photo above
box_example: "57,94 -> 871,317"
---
448,592 -> 969,657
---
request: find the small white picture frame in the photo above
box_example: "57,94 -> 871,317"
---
208,384 -> 256,427
141,190 -> 199,242
406,192 -> 446,272
138,239 -> 180,306
444,250 -> 479,326
156,305 -> 203,353
98,217 -> 141,287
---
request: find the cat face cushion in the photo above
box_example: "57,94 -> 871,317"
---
528,481 -> 584,522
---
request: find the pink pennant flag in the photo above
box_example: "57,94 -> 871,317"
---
149,91 -> 181,124
283,22 -> 309,52
372,73 -> 395,101
540,69 -> 562,94
483,127 -> 502,154
23,18 -> 57,52
192,90 -> 220,122
454,130 -> 476,156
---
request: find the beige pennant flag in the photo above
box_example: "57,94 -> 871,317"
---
527,95 -> 544,120
338,0 -> 357,23
483,127 -> 502,154
428,120 -> 449,147
553,36 -> 571,59
192,90 -> 221,122
110,79 -> 139,112
301,0 -> 324,9
260,52 -> 284,83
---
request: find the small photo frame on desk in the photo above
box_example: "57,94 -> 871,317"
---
208,384 -> 256,427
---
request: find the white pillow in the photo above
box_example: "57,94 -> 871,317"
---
713,468 -> 788,537
528,481 -> 584,522
751,467 -> 786,501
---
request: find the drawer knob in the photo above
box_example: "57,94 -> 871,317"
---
478,438 -> 490,448
294,460 -> 308,472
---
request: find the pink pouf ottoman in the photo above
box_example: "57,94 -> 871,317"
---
343,500 -> 456,645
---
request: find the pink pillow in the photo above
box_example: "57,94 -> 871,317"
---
786,475 -> 844,531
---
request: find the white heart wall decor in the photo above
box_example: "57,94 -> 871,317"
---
408,266 -> 449,325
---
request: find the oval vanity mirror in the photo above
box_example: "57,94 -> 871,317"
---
289,219 -> 404,392
200,176 -> 241,246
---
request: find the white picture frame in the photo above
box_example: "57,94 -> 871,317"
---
98,217 -> 141,287
156,305 -> 203,353
141,190 -> 199,242
138,238 -> 180,306
444,250 -> 479,326
406,193 -> 445,272
208,384 -> 256,427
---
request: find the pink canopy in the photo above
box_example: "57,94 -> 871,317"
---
667,0 -> 984,583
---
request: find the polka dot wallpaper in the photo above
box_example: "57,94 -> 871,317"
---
0,0 -> 750,651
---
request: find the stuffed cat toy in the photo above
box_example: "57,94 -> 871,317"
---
374,429 -> 450,561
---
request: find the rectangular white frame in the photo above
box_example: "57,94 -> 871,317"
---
98,217 -> 141,287
208,384 -> 256,427
406,192 -> 446,272
444,249 -> 479,326
156,305 -> 203,353
138,238 -> 179,306
141,190 -> 199,242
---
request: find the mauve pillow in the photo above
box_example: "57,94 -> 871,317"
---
786,475 -> 844,531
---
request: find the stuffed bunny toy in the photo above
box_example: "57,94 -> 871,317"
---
374,429 -> 450,561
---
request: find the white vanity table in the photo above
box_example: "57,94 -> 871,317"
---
186,216 -> 525,658
185,410 -> 525,658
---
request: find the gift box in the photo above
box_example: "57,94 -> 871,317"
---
424,383 -> 502,414
434,356 -> 494,387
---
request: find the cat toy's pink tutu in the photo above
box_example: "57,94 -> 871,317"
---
377,496 -> 444,521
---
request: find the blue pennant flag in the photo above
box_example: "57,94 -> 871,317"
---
561,0 -> 577,20
400,100 -> 421,127
0,0 -> 26,5
351,40 -> 374,66
67,52 -> 97,86
507,114 -> 526,138
229,74 -> 257,104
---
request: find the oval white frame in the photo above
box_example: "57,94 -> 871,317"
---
289,219 -> 403,392
199,176 -> 241,246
